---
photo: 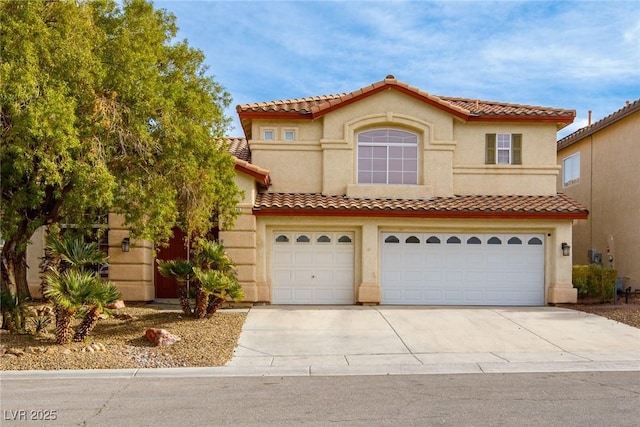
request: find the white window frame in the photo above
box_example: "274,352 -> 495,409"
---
283,129 -> 296,141
496,133 -> 512,165
563,152 -> 580,187
357,129 -> 418,185
262,128 -> 275,141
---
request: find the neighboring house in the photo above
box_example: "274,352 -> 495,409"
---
557,99 -> 640,291
27,75 -> 588,305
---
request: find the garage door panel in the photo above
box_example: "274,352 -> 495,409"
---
381,232 -> 544,306
272,231 -> 354,304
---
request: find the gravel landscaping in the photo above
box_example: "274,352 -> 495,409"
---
1,296 -> 638,372
0,303 -> 246,371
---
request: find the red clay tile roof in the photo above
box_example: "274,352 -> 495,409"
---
237,76 -> 575,138
227,137 -> 251,162
224,137 -> 270,187
253,193 -> 588,219
557,98 -> 640,150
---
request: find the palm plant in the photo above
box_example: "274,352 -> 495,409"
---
44,269 -> 121,344
0,289 -> 30,333
44,269 -> 94,344
156,259 -> 194,316
73,280 -> 120,342
192,240 -> 242,318
156,239 -> 242,318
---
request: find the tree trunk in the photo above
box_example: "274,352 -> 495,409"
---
73,308 -> 100,342
54,306 -> 75,345
176,284 -> 192,316
194,286 -> 208,319
1,242 -> 31,330
206,295 -> 225,318
1,238 -> 32,299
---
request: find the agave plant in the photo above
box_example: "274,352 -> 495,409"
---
44,269 -> 120,344
156,259 -> 194,316
46,233 -> 108,272
0,289 -> 30,333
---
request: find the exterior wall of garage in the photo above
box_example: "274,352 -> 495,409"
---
244,215 -> 576,305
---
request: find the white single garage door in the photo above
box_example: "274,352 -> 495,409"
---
272,231 -> 355,304
381,233 -> 544,306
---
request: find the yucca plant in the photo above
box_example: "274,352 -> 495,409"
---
157,259 -> 194,316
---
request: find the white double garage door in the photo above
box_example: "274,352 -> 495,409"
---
272,231 -> 545,306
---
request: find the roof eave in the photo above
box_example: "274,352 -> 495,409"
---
252,208 -> 588,220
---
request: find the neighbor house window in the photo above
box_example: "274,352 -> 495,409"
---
263,129 -> 275,141
283,130 -> 296,141
486,134 -> 522,165
357,129 -> 418,184
563,152 -> 580,187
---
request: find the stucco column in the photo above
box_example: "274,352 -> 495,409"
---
547,222 -> 578,304
107,213 -> 154,301
357,223 -> 381,304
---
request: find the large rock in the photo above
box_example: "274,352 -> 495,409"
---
144,328 -> 180,347
108,300 -> 126,310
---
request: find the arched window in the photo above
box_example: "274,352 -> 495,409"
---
385,235 -> 400,243
528,237 -> 543,245
275,235 -> 289,243
446,236 -> 461,244
317,235 -> 331,243
467,237 -> 482,244
357,129 -> 418,185
488,237 -> 502,245
405,236 -> 420,243
508,237 -> 522,245
338,235 -> 352,243
426,236 -> 441,244
296,235 -> 310,243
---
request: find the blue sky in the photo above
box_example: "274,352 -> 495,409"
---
153,0 -> 640,138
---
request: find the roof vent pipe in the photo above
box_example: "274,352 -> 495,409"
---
588,110 -> 592,126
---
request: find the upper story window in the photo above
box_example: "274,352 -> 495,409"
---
486,133 -> 522,165
562,152 -> 580,187
283,130 -> 296,141
357,129 -> 418,184
263,129 -> 275,141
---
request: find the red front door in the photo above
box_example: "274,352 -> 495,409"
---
154,228 -> 188,298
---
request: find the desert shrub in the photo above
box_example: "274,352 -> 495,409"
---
572,265 -> 590,297
573,264 -> 617,302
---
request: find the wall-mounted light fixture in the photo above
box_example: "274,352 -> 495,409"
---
561,242 -> 571,257
121,237 -> 130,253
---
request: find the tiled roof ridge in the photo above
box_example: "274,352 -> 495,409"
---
557,98 -> 640,149
236,76 -> 574,118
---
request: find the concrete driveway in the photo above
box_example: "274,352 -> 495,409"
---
227,306 -> 640,376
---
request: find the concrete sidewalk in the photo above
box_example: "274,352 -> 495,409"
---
1,306 -> 638,379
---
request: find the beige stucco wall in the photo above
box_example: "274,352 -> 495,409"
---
26,226 -> 46,298
245,215 -> 576,305
558,110 -> 640,289
219,173 -> 260,300
107,214 -> 154,301
249,90 -> 561,199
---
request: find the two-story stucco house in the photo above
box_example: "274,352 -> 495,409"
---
557,99 -> 640,291
26,76 -> 588,305
217,75 -> 587,306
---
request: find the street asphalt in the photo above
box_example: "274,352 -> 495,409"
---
1,305 -> 638,379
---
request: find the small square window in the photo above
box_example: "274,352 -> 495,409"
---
283,130 -> 295,141
263,129 -> 274,141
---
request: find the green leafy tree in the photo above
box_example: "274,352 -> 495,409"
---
0,0 -> 241,309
